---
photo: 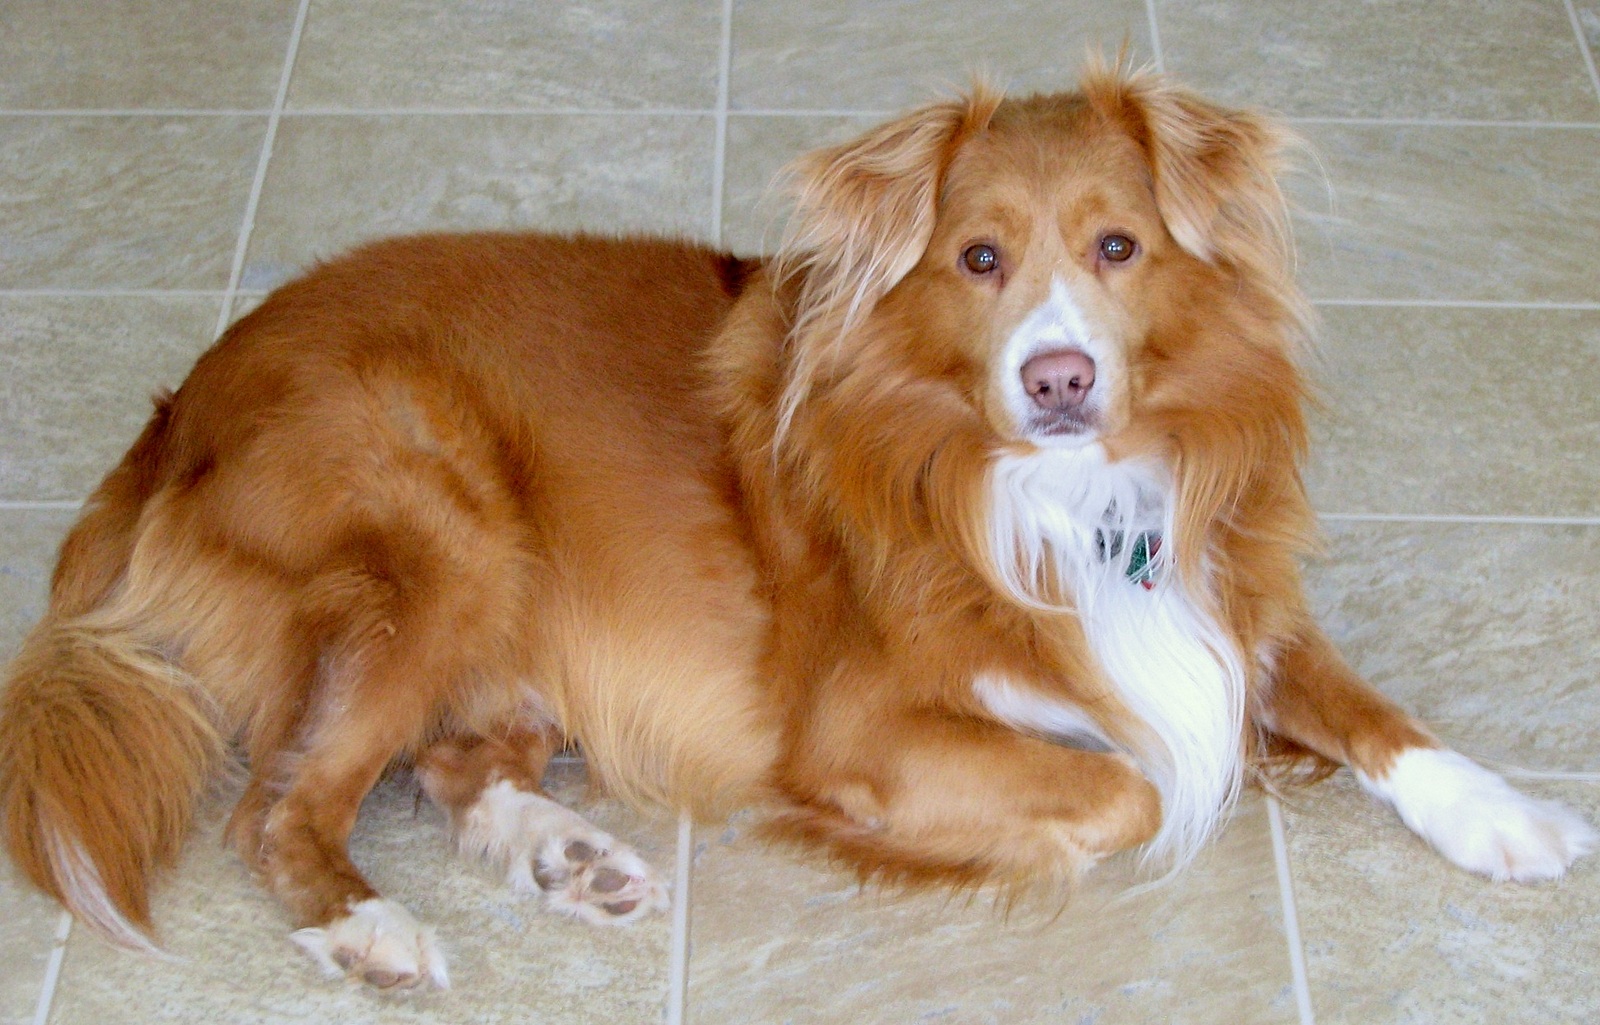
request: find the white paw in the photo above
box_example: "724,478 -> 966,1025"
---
458,780 -> 669,925
1359,747 -> 1599,883
291,897 -> 450,990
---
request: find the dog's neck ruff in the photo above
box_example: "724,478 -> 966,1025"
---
986,445 -> 1245,871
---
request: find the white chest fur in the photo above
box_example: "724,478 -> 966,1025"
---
982,445 -> 1245,869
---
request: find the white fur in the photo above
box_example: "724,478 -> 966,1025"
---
46,826 -> 172,958
986,444 -> 1245,870
1358,748 -> 1599,882
291,897 -> 449,989
973,674 -> 1114,752
457,779 -> 668,926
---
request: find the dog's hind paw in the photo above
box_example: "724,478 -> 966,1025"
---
532,832 -> 670,925
291,897 -> 450,990
1361,747 -> 1599,883
457,779 -> 669,924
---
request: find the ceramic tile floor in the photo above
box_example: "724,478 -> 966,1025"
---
3,1 -> 1599,1022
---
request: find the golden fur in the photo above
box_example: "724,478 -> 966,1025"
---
1,66 -> 1440,959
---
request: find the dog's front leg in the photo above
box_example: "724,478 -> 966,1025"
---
1262,624 -> 1596,881
770,650 -> 1162,889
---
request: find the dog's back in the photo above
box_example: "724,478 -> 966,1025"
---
0,233 -> 778,952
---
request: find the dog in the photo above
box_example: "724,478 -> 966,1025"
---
2,65 -> 1594,990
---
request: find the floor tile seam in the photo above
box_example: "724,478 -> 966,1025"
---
28,910 -> 72,1025
1143,0 -> 1165,74
6,293 -> 1600,311
1562,0 -> 1600,107
1311,298 -> 1600,311
1266,796 -> 1317,1025
1317,512 -> 1600,527
1490,766 -> 1600,783
212,0 -> 311,341
0,289 -> 239,299
1289,116 -> 1600,130
6,108 -> 1600,129
710,0 -> 734,245
666,810 -> 693,1025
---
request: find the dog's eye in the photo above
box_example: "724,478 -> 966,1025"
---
1099,234 -> 1136,263
962,244 -> 999,275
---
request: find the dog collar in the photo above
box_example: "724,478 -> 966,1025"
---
1095,529 -> 1163,590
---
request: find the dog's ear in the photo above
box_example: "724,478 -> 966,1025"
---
775,88 -> 1002,339
1084,66 -> 1299,284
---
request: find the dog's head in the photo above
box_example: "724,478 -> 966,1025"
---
772,65 -> 1313,590
775,64 -> 1307,458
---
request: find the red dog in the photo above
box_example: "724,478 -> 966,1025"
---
3,66 -> 1592,989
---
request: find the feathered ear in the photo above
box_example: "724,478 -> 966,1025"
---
774,87 -> 1003,341
1082,65 -> 1300,289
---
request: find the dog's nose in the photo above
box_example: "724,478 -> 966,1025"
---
1021,350 -> 1096,410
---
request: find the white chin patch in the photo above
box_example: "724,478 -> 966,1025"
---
1358,747 -> 1599,883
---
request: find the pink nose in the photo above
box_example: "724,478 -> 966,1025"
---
1021,349 -> 1096,410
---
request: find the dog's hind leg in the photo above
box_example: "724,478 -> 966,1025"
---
417,728 -> 669,925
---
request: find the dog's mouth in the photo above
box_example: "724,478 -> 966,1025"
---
1024,407 -> 1101,441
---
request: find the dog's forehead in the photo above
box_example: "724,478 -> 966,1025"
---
942,96 -> 1156,221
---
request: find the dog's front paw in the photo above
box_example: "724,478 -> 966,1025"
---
291,897 -> 450,990
456,779 -> 668,924
1360,748 -> 1598,883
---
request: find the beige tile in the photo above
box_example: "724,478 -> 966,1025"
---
1156,0 -> 1598,120
0,501 -> 70,1025
243,114 -> 715,290
1306,521 -> 1600,773
720,113 -> 879,253
1283,774 -> 1600,1025
0,0 -> 299,111
287,0 -> 721,111
1291,124 -> 1600,302
0,863 -> 61,1025
729,0 -> 1153,112
49,762 -> 675,1024
0,509 -> 78,1025
0,116 -> 263,290
688,797 -> 1297,1023
0,297 -> 219,502
0,508 -> 77,656
1306,306 -> 1600,518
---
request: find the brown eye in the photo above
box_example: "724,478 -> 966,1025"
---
1099,234 -> 1136,263
962,243 -> 999,275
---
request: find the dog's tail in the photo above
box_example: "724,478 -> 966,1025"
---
0,396 -> 221,952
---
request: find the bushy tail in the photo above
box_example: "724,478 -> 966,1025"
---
0,617 -> 220,951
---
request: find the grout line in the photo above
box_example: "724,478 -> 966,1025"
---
281,106 -> 717,117
1563,0 -> 1600,106
6,291 -> 1598,312
4,108 -> 1597,130
1495,767 -> 1600,783
1290,115 -> 1600,130
0,289 -> 235,299
1311,298 -> 1600,311
1144,0 -> 1165,73
0,108 -> 267,117
710,0 -> 734,245
1318,512 -> 1600,527
1267,797 -> 1316,1025
665,810 -> 694,1025
29,910 -> 73,1025
212,0 -> 311,341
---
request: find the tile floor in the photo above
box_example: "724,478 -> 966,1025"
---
3,1 -> 1599,1022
